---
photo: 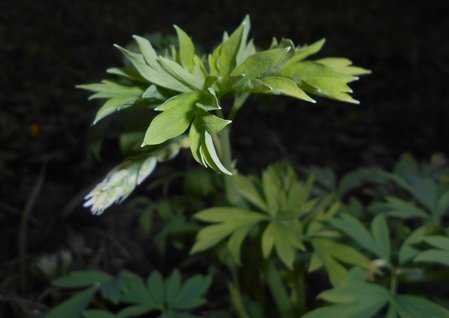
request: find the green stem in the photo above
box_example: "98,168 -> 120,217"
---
228,282 -> 250,318
218,122 -> 240,205
266,259 -> 294,318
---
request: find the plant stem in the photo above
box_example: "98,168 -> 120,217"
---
265,259 -> 294,318
228,282 -> 250,318
218,125 -> 240,205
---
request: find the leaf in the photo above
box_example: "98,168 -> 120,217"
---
262,223 -> 276,259
155,91 -> 200,111
158,57 -> 204,90
311,238 -> 372,286
165,269 -> 182,301
259,76 -> 315,103
200,131 -> 232,175
106,67 -> 147,82
142,99 -> 195,146
170,275 -> 212,310
330,214 -> 377,255
227,225 -> 253,264
408,176 -> 438,212
371,214 -> 391,261
272,222 -> 296,269
370,197 -> 429,219
119,272 -> 152,305
423,235 -> 449,250
218,18 -> 245,76
174,25 -> 195,70
46,285 -> 98,318
436,189 -> 449,216
231,48 -> 290,80
414,249 -> 449,266
280,61 -> 359,104
396,295 -> 449,318
147,271 -> 165,305
284,39 -> 325,66
94,97 -> 137,125
188,117 -> 203,165
398,226 -> 430,265
192,207 -> 266,254
77,81 -> 143,100
236,15 -> 252,65
199,111 -> 232,133
316,57 -> 371,76
236,174 -> 268,211
302,282 -> 390,318
53,271 -> 113,288
101,274 -> 125,304
262,166 -> 282,216
114,44 -> 190,93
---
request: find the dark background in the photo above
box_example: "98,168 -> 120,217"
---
1,0 -> 449,313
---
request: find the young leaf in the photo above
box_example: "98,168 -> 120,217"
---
200,131 -> 232,175
143,99 -> 195,146
284,39 -> 325,66
155,91 -> 200,111
217,19 -> 245,76
158,57 -> 204,90
316,58 -> 371,76
231,48 -> 290,80
259,76 -> 315,103
174,25 -> 195,70
84,155 -> 158,214
114,44 -> 190,93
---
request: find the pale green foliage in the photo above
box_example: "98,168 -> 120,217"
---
47,269 -> 212,318
79,15 -> 368,211
331,214 -> 391,262
303,268 -> 449,318
192,162 -> 344,269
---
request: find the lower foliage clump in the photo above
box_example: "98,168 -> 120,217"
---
46,157 -> 449,317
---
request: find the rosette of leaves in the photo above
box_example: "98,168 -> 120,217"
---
191,162 -> 370,273
79,15 -> 368,213
46,269 -> 212,318
302,268 -> 449,318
